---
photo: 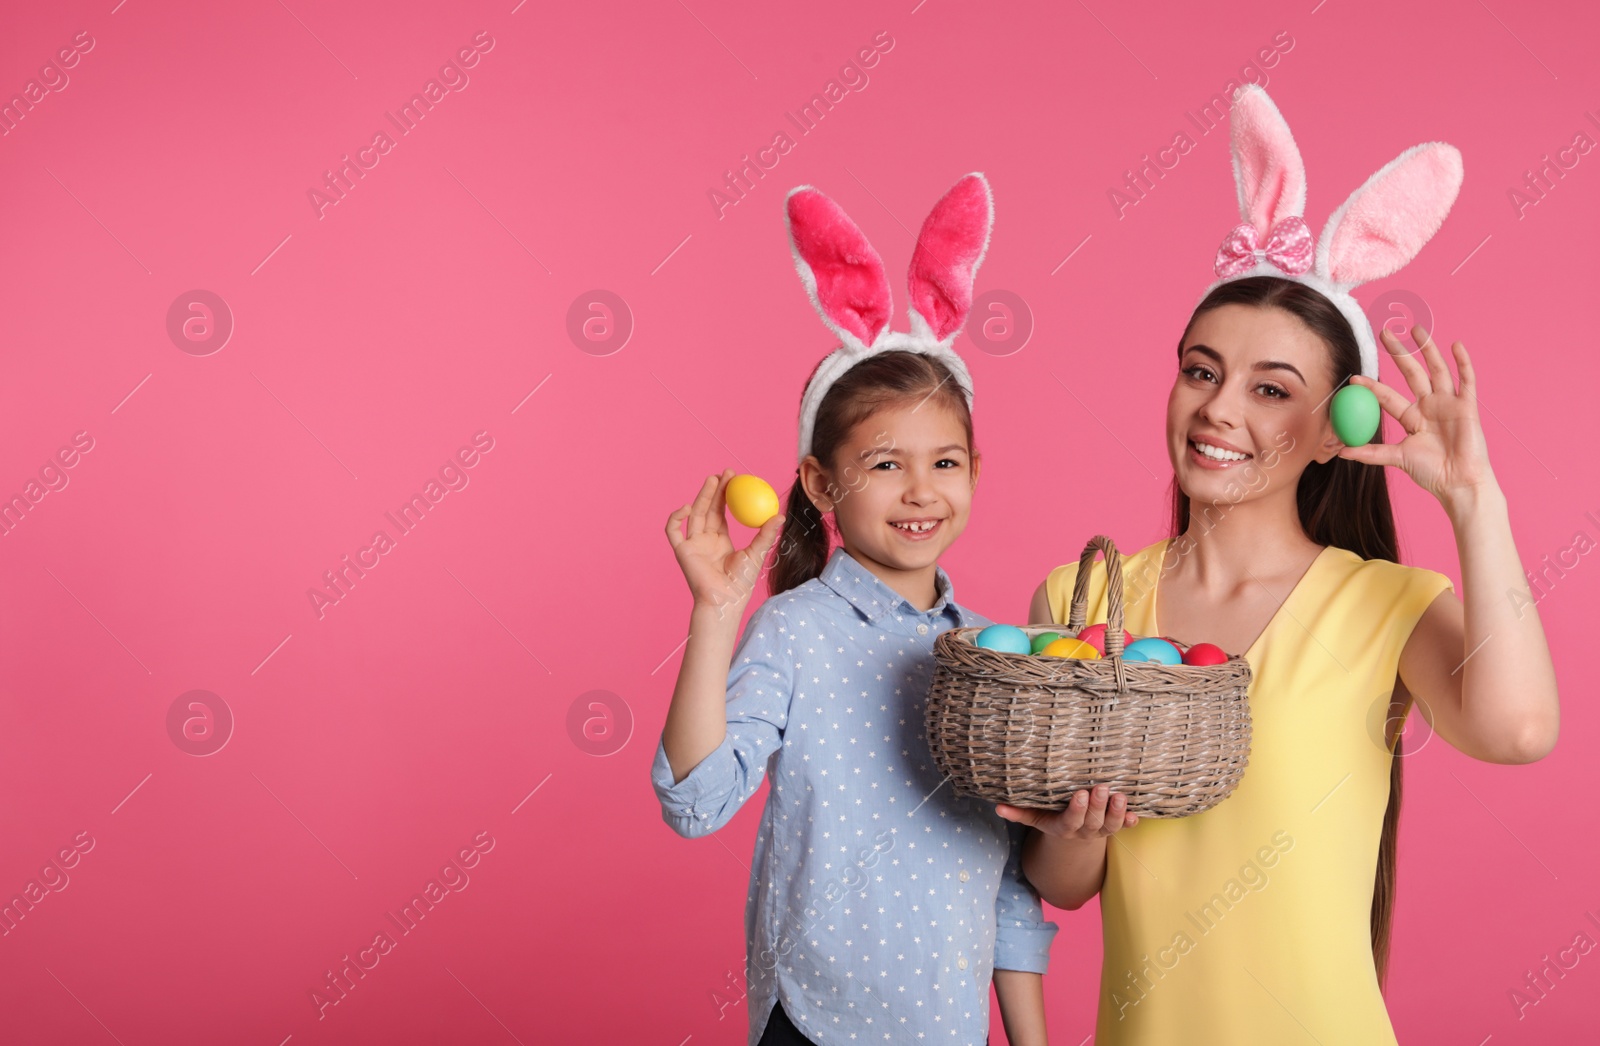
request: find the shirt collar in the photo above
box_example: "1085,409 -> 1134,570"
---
818,546 -> 978,627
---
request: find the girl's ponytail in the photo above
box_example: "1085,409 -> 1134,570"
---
769,471 -> 831,597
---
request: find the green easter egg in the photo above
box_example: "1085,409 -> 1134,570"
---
1331,384 -> 1381,447
1030,631 -> 1062,654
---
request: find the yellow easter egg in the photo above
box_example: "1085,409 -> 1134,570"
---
725,474 -> 780,527
1041,637 -> 1101,659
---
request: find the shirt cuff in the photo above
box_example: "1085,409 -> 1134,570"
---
994,920 -> 1059,974
650,733 -> 736,826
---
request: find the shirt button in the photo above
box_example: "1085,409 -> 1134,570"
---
916,623 -> 929,635
958,956 -> 968,970
959,870 -> 969,882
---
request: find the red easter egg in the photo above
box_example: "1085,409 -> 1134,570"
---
1075,623 -> 1134,654
1182,642 -> 1228,666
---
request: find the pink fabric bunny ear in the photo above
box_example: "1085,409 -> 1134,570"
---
906,173 -> 994,342
1229,84 -> 1307,233
785,186 -> 893,351
1316,142 -> 1464,287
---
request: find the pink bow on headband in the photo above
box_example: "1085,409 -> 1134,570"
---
1213,215 -> 1313,278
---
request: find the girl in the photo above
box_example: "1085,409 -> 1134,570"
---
1000,86 -> 1559,1044
653,175 -> 1059,1046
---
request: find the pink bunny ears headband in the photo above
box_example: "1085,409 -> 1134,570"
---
785,173 -> 993,461
1202,84 -> 1464,378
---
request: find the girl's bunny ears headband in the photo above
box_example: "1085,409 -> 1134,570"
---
785,172 -> 993,462
1201,84 -> 1464,379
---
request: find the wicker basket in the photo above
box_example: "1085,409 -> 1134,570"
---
925,535 -> 1253,818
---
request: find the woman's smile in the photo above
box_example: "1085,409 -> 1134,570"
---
1188,435 -> 1254,469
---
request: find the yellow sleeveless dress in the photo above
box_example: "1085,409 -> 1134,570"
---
1044,537 -> 1454,1045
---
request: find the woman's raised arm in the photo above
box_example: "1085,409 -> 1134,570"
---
1341,326 -> 1559,764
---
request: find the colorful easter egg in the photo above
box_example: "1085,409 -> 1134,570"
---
725,474 -> 780,527
1122,637 -> 1183,665
1182,642 -> 1229,666
1041,637 -> 1101,659
974,625 -> 1031,654
1331,384 -> 1381,447
1029,631 -> 1063,654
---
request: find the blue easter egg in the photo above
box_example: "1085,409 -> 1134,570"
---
1123,637 -> 1183,665
974,625 -> 1031,654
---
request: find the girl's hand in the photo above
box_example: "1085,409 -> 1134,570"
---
996,785 -> 1138,840
665,468 -> 786,615
1337,325 -> 1498,515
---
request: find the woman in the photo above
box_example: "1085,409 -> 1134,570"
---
995,85 -> 1558,1044
1001,278 -> 1559,1043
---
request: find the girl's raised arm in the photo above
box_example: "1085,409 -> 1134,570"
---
661,468 -> 785,781
1341,326 -> 1559,764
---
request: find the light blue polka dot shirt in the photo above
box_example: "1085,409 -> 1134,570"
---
651,546 -> 1059,1045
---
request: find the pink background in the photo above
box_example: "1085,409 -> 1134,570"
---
1,0 -> 1596,1042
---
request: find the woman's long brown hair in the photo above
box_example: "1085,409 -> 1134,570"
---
1168,276 -> 1407,988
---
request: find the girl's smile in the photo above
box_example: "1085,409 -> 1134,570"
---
888,516 -> 945,539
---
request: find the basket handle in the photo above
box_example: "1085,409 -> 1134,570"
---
1065,534 -> 1127,659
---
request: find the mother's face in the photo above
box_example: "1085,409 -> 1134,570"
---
1165,303 -> 1343,507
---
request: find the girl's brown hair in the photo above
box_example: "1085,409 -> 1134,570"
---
769,350 -> 975,597
1168,276 -> 1406,988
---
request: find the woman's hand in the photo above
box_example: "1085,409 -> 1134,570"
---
996,784 -> 1138,839
1002,787 -> 1138,908
1337,325 -> 1498,517
665,468 -> 785,616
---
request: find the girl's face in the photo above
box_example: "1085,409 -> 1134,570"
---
802,398 -> 979,575
1166,303 -> 1343,506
